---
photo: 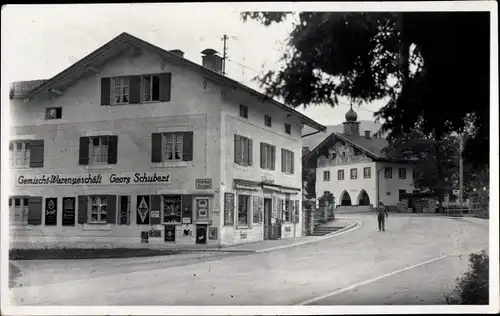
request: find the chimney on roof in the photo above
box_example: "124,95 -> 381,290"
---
201,48 -> 223,74
364,130 -> 371,139
169,49 -> 184,58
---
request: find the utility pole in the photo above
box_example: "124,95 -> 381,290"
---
459,133 -> 464,203
221,34 -> 229,76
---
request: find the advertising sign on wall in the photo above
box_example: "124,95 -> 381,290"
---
195,178 -> 212,190
224,193 -> 235,226
165,225 -> 176,242
209,227 -> 218,240
137,195 -> 150,225
62,197 -> 75,226
45,197 -> 57,226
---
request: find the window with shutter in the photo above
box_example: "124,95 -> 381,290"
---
281,149 -> 293,174
234,134 -> 252,166
260,143 -> 275,170
111,77 -> 130,105
9,196 -> 29,225
9,140 -> 31,168
88,195 -> 108,223
142,74 -> 161,102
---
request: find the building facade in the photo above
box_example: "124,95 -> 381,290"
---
7,32 -> 325,249
308,106 -> 414,209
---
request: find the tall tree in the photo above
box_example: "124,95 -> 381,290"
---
382,129 -> 460,202
241,12 -> 490,167
302,147 -> 316,200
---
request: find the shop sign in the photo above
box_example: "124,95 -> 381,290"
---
15,172 -> 171,186
195,178 -> 212,190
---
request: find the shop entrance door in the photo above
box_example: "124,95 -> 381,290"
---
196,224 -> 207,244
263,198 -> 272,240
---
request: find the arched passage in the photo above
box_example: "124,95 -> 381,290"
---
358,189 -> 370,206
340,190 -> 352,206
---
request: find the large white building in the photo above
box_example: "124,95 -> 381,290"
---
306,107 -> 414,209
7,32 -> 325,249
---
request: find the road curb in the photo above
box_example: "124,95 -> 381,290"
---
255,220 -> 362,253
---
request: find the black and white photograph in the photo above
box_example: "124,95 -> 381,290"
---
1,2 -> 498,315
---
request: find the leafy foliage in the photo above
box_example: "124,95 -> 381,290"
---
318,191 -> 335,207
383,129 -> 459,201
302,147 -> 316,200
445,250 -> 489,305
241,12 -> 490,167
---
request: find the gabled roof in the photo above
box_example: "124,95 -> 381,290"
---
10,32 -> 326,132
304,132 -> 413,164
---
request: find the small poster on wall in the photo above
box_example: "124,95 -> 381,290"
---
196,198 -> 209,220
252,196 -> 260,224
209,227 -> 218,240
45,197 -> 57,226
141,231 -> 149,243
62,197 -> 75,226
165,225 -> 176,242
224,192 -> 235,225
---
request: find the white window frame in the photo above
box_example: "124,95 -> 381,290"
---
323,170 -> 330,181
350,168 -> 358,180
142,74 -> 161,102
282,149 -> 293,174
88,195 -> 108,223
261,143 -> 274,170
237,194 -> 251,227
364,167 -> 371,179
9,140 -> 30,169
111,77 -> 130,105
163,132 -> 184,162
9,197 -> 29,225
399,168 -> 407,179
89,136 -> 109,165
338,169 -> 345,180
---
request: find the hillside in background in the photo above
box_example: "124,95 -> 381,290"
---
302,120 -> 383,150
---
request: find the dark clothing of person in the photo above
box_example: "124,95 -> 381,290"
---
376,206 -> 388,231
377,215 -> 386,231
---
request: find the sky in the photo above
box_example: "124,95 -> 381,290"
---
2,3 -> 386,126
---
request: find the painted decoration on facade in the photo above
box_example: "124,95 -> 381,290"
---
45,197 -> 57,226
165,225 -> 176,242
62,197 -> 75,226
209,227 -> 218,240
224,192 -> 235,225
15,172 -> 171,186
252,196 -> 260,224
317,141 -> 371,167
136,195 -> 150,225
196,198 -> 209,220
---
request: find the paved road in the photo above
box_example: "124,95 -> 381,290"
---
9,215 -> 488,306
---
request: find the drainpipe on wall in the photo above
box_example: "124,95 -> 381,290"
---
376,167 -> 384,206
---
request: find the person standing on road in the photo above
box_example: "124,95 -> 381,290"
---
376,201 -> 388,231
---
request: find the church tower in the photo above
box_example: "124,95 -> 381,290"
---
342,105 -> 360,136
